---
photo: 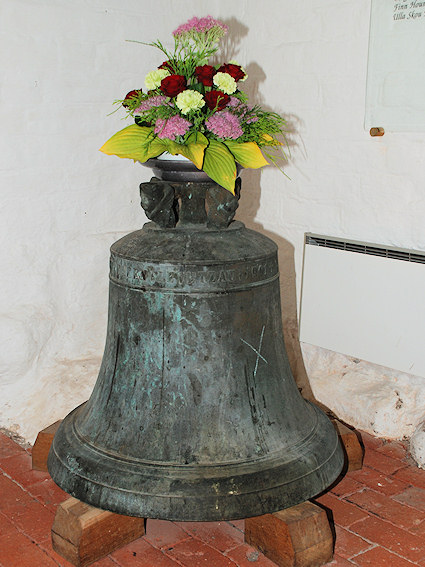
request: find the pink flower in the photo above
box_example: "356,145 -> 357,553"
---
228,97 -> 258,123
154,115 -> 192,140
228,96 -> 243,108
134,96 -> 170,114
227,97 -> 248,116
173,16 -> 228,37
205,110 -> 243,139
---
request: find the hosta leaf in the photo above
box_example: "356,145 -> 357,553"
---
162,139 -> 181,156
203,139 -> 237,193
100,125 -> 165,162
164,133 -> 208,170
186,132 -> 208,169
145,137 -> 168,160
223,141 -> 269,169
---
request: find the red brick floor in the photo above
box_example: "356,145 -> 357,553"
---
0,430 -> 425,566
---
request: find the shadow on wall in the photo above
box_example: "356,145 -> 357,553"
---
237,167 -> 316,403
218,17 -> 249,63
216,17 -> 316,402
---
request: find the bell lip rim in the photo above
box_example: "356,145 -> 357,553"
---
48,401 -> 343,480
48,428 -> 343,521
47,401 -> 344,521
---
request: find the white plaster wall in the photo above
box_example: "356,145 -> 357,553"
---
1,0 -> 424,443
301,344 -> 425,440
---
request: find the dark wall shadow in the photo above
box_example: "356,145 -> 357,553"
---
216,17 -> 316,400
217,17 -> 249,63
237,167 -> 315,402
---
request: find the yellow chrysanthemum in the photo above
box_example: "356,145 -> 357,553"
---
144,69 -> 170,90
175,90 -> 205,114
213,72 -> 237,95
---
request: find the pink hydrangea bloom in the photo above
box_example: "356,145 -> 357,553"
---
205,110 -> 243,139
154,115 -> 192,140
228,96 -> 242,108
228,97 -> 258,123
134,96 -> 169,114
173,16 -> 228,37
228,96 -> 248,116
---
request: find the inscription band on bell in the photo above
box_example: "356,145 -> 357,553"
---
110,255 -> 279,293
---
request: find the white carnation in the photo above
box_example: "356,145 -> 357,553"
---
144,69 -> 170,90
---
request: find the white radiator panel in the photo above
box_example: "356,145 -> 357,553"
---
299,235 -> 425,377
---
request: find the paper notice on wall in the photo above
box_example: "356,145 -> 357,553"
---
365,0 -> 425,131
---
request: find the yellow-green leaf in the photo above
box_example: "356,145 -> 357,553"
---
185,132 -> 208,169
203,140 -> 237,194
145,137 -> 168,160
223,141 -> 269,169
162,133 -> 208,170
100,124 -> 165,163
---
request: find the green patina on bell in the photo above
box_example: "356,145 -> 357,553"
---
47,160 -> 344,521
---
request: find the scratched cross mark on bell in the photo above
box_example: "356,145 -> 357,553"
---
48,160 -> 344,521
241,325 -> 268,377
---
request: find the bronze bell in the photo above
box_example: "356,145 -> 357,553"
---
48,161 -> 343,521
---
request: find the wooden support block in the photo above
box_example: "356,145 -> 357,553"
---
331,418 -> 364,472
245,501 -> 333,567
52,497 -> 145,567
32,420 -> 62,471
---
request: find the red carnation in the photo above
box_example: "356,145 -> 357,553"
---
195,65 -> 216,87
204,90 -> 230,111
160,74 -> 187,97
217,63 -> 246,82
122,89 -> 142,108
159,60 -> 174,73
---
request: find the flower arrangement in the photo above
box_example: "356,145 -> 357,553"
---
100,16 -> 286,194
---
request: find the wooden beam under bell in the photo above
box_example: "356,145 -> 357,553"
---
331,418 -> 364,472
32,419 -> 62,471
245,501 -> 334,567
52,497 -> 145,567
